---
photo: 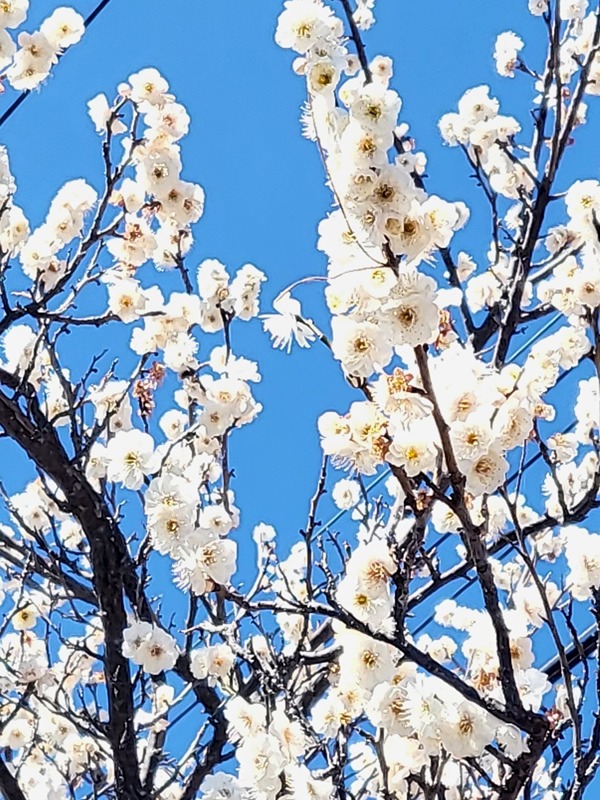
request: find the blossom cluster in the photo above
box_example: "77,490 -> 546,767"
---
247,0 -> 600,797
0,4 -> 85,91
0,0 -> 598,798
0,65 -> 269,796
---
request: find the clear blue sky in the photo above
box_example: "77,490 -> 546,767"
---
4,1 -> 600,788
2,0 -> 595,599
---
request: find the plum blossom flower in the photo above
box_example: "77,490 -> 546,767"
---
494,32 -> 524,77
262,292 -> 317,351
105,429 -> 158,490
122,621 -> 178,675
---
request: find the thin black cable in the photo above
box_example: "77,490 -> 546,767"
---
84,0 -> 113,27
0,0 -> 114,129
544,624 -> 597,684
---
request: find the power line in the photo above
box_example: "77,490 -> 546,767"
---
511,311 -> 562,360
0,0 -> 114,129
83,0 -> 113,27
3,0 -> 587,686
543,624 -> 597,684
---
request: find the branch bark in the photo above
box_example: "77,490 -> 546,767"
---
0,376 -> 146,800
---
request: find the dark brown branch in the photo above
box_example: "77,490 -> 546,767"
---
0,756 -> 26,800
338,0 -> 372,83
0,378 -> 146,799
180,716 -> 230,800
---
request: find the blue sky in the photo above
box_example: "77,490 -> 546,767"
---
0,4 -> 555,494
2,0 -> 600,788
1,0 -> 595,636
